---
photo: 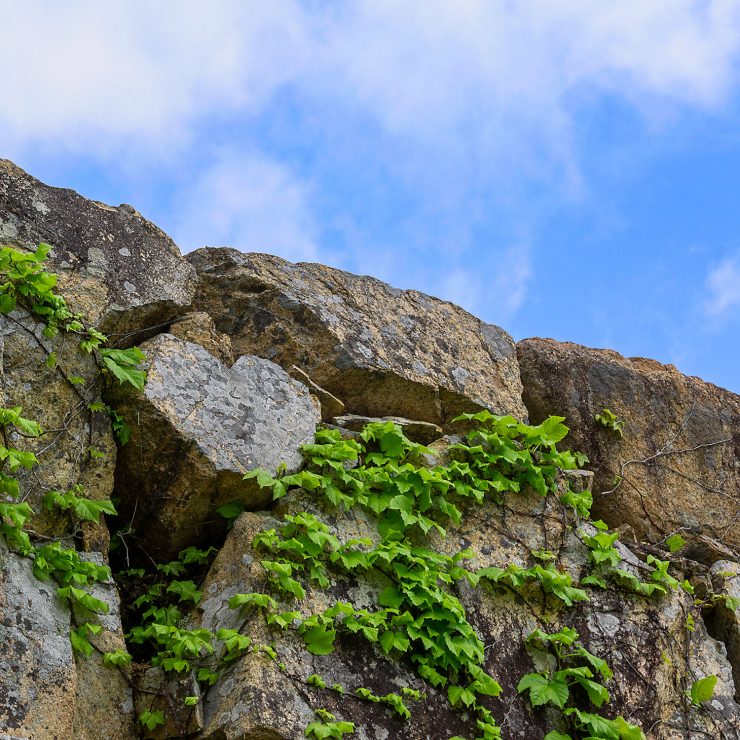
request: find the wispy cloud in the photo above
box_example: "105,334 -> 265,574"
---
172,152 -> 320,262
704,253 -> 740,318
3,1 -> 739,165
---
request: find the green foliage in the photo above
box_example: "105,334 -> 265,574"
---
43,485 -> 117,523
245,413 -> 589,734
518,627 -> 643,739
354,686 -> 421,720
594,408 -> 624,438
305,709 -> 355,739
102,649 -> 133,668
138,710 -> 165,731
477,558 -> 589,608
70,622 -> 102,658
100,347 -> 147,390
690,675 -> 717,706
665,533 -> 686,553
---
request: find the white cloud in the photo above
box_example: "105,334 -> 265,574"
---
704,254 -> 740,318
172,152 -> 320,262
0,1 -> 311,157
2,0 -> 740,162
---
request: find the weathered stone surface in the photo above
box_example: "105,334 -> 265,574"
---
517,338 -> 740,555
287,365 -> 345,421
133,667 -> 203,739
0,538 -> 75,739
0,542 -> 134,739
191,471 -> 739,739
71,553 -> 136,740
331,413 -> 443,445
0,159 -> 195,337
109,334 -> 320,561
187,248 -> 526,428
168,312 -> 233,366
0,310 -> 116,548
708,561 -> 740,704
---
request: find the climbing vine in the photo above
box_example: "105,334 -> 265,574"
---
0,243 -> 146,656
0,241 -> 732,739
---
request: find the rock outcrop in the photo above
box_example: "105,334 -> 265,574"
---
109,333 -> 320,561
193,479 -> 739,739
186,248 -> 526,428
0,159 -> 196,337
0,310 -> 116,548
0,162 -> 739,740
517,339 -> 740,556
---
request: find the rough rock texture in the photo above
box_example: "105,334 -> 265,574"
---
71,553 -> 136,740
709,561 -> 740,702
0,541 -> 134,739
0,538 -> 76,738
0,159 -> 195,337
287,365 -> 345,421
517,338 -> 740,554
187,248 -> 526,428
331,413 -> 443,444
109,334 -> 320,560
0,310 -> 116,548
168,312 -> 233,365
133,667 -> 203,739
192,475 -> 740,740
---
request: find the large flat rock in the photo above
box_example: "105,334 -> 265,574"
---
517,338 -> 740,555
0,159 -> 195,337
187,248 -> 526,428
109,334 -> 320,561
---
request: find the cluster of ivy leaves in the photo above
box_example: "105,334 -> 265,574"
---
0,243 -> 146,657
231,413 -> 659,739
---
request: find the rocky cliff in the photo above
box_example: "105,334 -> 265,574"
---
0,159 -> 738,740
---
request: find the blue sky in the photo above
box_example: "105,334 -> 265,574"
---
2,1 -> 739,393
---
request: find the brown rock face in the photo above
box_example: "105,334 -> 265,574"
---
0,310 -> 116,548
0,159 -> 196,337
517,338 -> 740,554
187,248 -> 526,428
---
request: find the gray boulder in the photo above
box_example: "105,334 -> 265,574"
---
0,540 -> 134,739
109,334 -> 321,560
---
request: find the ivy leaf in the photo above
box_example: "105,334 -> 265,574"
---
101,355 -> 147,389
166,580 -> 203,604
102,649 -> 132,667
302,624 -> 336,655
73,497 -> 117,522
665,534 -> 686,553
690,675 -> 717,706
517,673 -> 569,708
0,293 -> 16,314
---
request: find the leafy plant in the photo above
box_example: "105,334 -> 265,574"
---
690,675 -> 717,706
138,709 -> 165,731
517,627 -> 644,739
594,409 -> 624,438
305,709 -> 355,739
43,485 -> 117,523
